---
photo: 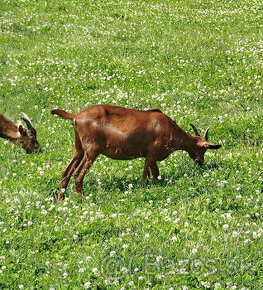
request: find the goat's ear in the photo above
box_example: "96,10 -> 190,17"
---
18,125 -> 23,133
18,125 -> 26,135
208,144 -> 221,150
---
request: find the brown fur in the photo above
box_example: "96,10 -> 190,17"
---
52,105 -> 221,202
0,113 -> 41,153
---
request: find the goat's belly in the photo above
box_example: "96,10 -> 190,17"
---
102,147 -> 140,160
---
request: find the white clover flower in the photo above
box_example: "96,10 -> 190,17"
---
41,210 -> 48,216
178,260 -> 184,266
92,268 -> 99,275
113,279 -> 119,285
84,282 -> 91,288
244,239 -> 250,245
73,234 -> 78,240
156,255 -> 163,262
192,247 -> 198,254
226,213 -> 232,219
232,231 -> 239,238
171,236 -> 177,242
223,224 -> 229,230
214,282 -> 221,289
128,281 -> 134,286
105,279 -> 111,285
201,281 -> 210,288
179,268 -> 187,274
110,251 -> 116,257
165,216 -> 171,222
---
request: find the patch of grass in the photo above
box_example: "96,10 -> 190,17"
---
0,0 -> 262,288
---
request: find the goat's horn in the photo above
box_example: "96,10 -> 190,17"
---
190,124 -> 201,136
21,112 -> 37,137
204,127 -> 210,141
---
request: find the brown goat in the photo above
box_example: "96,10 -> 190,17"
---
0,112 -> 41,153
52,105 -> 221,201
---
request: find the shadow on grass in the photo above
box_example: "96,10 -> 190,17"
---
48,159 -> 224,204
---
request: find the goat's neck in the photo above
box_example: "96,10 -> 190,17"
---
173,127 -> 198,155
0,131 -> 20,144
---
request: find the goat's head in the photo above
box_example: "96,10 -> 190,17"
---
188,124 -> 221,165
17,113 -> 41,153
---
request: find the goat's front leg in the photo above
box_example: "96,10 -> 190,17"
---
141,158 -> 152,187
74,151 -> 98,198
141,158 -> 159,187
57,149 -> 84,202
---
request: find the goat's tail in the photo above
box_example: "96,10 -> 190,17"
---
51,109 -> 75,120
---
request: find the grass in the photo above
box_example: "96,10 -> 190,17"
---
0,0 -> 263,288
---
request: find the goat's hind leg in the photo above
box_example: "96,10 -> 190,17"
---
57,129 -> 84,202
57,149 -> 84,202
74,149 -> 99,198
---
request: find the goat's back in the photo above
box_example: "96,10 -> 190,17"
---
72,105 -> 176,160
74,105 -> 170,132
0,114 -> 19,139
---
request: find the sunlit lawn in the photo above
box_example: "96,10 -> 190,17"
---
0,0 -> 262,288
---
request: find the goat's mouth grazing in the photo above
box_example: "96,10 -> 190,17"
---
26,147 -> 42,154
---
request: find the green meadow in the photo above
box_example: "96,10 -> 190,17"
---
0,0 -> 262,288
